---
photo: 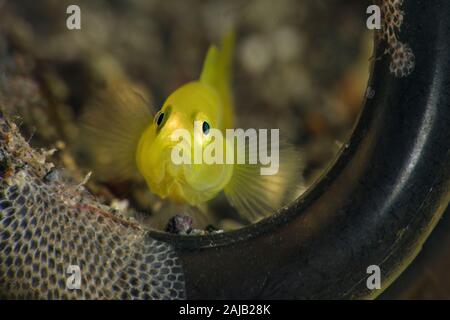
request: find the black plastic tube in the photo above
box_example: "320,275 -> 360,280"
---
149,1 -> 450,299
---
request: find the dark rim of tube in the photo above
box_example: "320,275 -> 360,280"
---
148,1 -> 450,299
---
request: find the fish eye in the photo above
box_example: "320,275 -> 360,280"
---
155,112 -> 165,126
202,121 -> 210,135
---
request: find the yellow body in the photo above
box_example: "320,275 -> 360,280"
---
83,32 -> 303,222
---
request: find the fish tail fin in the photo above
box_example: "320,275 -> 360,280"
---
200,31 -> 235,128
224,140 -> 305,223
79,83 -> 153,181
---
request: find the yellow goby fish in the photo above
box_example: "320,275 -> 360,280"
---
82,33 -> 303,222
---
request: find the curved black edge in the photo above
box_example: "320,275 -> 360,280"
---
150,1 -> 450,299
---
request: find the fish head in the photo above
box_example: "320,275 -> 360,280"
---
136,82 -> 233,206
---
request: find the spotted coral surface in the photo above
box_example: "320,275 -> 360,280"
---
379,0 -> 415,77
0,114 -> 185,299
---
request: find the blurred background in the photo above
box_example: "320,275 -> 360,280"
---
0,0 -> 371,228
0,0 -> 448,299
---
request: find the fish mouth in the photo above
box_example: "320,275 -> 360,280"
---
150,142 -> 189,189
158,143 -> 220,205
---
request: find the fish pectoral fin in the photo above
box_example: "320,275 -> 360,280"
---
224,141 -> 305,223
80,83 -> 153,181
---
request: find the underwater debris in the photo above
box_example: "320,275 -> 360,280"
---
110,198 -> 130,212
165,214 -> 224,235
0,112 -> 186,299
166,214 -> 194,234
0,148 -> 9,177
43,167 -> 62,183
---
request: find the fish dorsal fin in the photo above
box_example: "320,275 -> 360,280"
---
200,45 -> 220,85
224,140 -> 305,222
80,84 -> 153,181
200,32 -> 235,129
